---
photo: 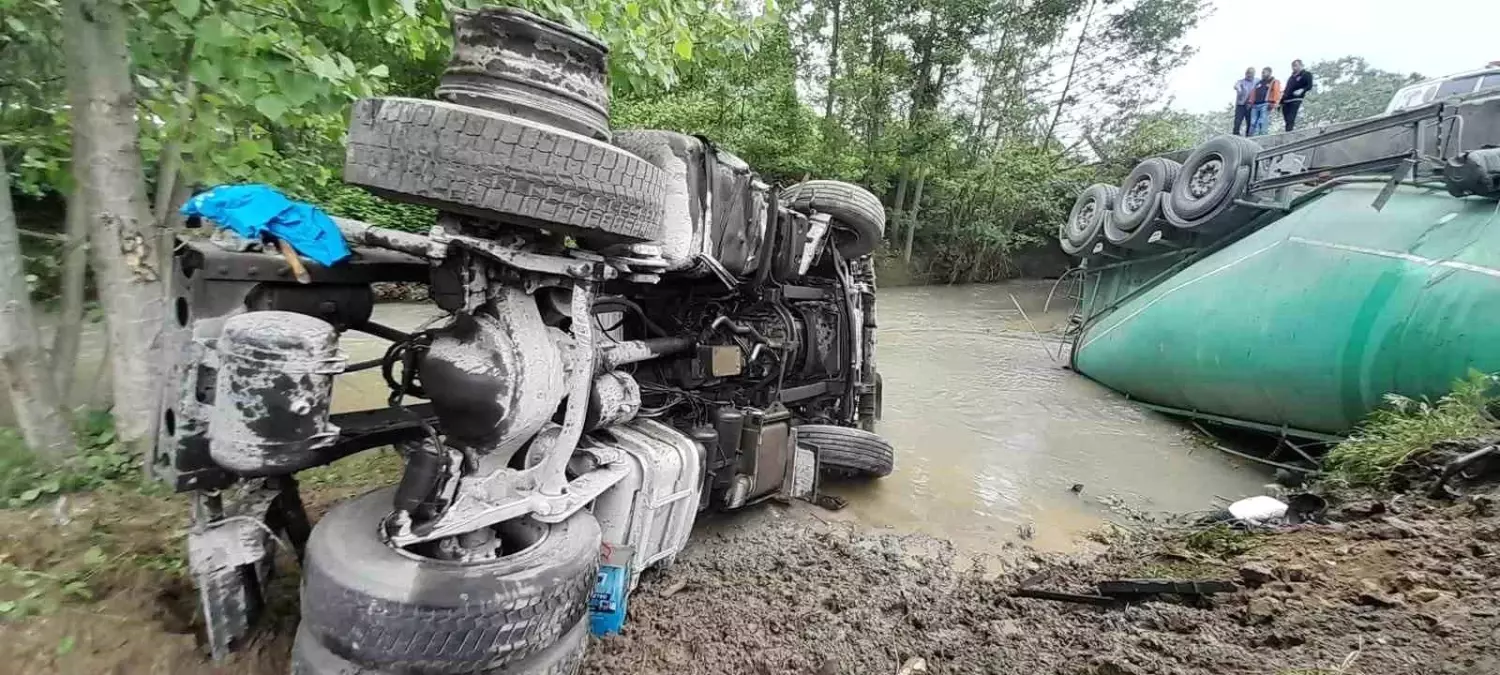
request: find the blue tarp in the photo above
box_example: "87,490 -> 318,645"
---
180,184 -> 351,266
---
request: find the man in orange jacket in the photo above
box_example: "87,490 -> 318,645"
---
1247,67 -> 1282,136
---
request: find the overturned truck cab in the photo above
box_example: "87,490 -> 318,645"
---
150,6 -> 892,672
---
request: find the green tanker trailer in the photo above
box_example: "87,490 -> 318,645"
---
1059,93 -> 1500,439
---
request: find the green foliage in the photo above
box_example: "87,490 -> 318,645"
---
504,0 -> 767,95
3,0 -> 1213,289
914,142 -> 1092,282
1089,110 -> 1208,180
1183,524 -> 1261,559
0,560 -> 96,621
3,0 -> 767,205
300,184 -> 436,234
1325,371 -> 1498,487
0,411 -> 142,508
613,22 -> 831,184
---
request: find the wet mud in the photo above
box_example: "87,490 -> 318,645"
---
586,493 -> 1500,675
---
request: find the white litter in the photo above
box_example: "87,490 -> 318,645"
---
1228,495 -> 1289,524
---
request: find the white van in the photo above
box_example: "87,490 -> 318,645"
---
1384,64 -> 1500,113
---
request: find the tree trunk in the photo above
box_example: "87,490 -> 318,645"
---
889,167 -> 909,243
51,191 -> 88,403
1044,0 -> 1097,143
902,168 -> 926,264
0,151 -> 77,460
63,0 -> 166,447
907,30 -> 935,126
863,3 -> 888,181
823,0 -> 841,121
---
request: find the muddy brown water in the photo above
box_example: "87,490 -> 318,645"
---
824,281 -> 1270,553
23,280 -> 1269,554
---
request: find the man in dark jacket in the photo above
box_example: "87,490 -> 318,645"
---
1283,60 -> 1314,132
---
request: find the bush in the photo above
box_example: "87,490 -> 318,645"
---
1325,371 -> 1498,487
300,183 -> 436,234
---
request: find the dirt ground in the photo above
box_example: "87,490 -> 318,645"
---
2,452 -> 1497,675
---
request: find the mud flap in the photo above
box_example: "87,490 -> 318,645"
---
780,428 -> 819,504
187,478 -> 309,660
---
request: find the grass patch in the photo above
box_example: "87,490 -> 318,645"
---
0,411 -> 153,508
1182,524 -> 1261,559
1325,371 -> 1498,487
0,561 -> 97,621
300,448 -> 403,490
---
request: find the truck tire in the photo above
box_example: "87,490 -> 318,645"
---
437,7 -> 611,141
781,180 -> 886,259
344,97 -> 665,243
1109,158 -> 1181,234
799,424 -> 894,478
291,618 -> 589,675
1165,135 -> 1259,224
1060,184 -> 1117,257
300,488 -> 599,674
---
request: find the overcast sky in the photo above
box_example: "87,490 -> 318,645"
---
1167,0 -> 1500,113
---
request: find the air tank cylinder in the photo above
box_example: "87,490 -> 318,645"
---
208,311 -> 344,475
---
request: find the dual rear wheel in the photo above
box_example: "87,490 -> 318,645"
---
1060,135 -> 1263,260
294,488 -> 599,674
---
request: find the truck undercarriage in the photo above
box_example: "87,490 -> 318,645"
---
150,6 -> 892,672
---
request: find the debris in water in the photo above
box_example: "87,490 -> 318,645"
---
1070,483 -> 1085,493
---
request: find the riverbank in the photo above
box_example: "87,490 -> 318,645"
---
1,439 -> 1496,674
590,480 -> 1500,675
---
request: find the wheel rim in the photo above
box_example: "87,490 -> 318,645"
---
437,7 -> 611,140
1068,199 -> 1097,241
1123,176 -> 1153,214
391,515 -> 551,565
1188,157 -> 1224,199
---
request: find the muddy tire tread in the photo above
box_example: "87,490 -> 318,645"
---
292,618 -> 589,675
300,489 -> 598,674
799,424 -> 895,478
344,97 -> 664,242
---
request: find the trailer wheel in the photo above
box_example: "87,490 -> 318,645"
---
799,424 -> 894,478
781,180 -> 886,259
1165,135 -> 1259,224
1110,158 -> 1181,234
1059,184 -> 1117,257
300,488 -> 599,674
292,617 -> 589,675
437,7 -> 611,141
344,97 -> 665,243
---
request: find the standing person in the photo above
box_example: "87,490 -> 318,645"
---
1233,67 -> 1257,135
1247,67 -> 1282,136
1283,59 -> 1314,132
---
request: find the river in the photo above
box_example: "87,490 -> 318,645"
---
822,281 -> 1270,552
